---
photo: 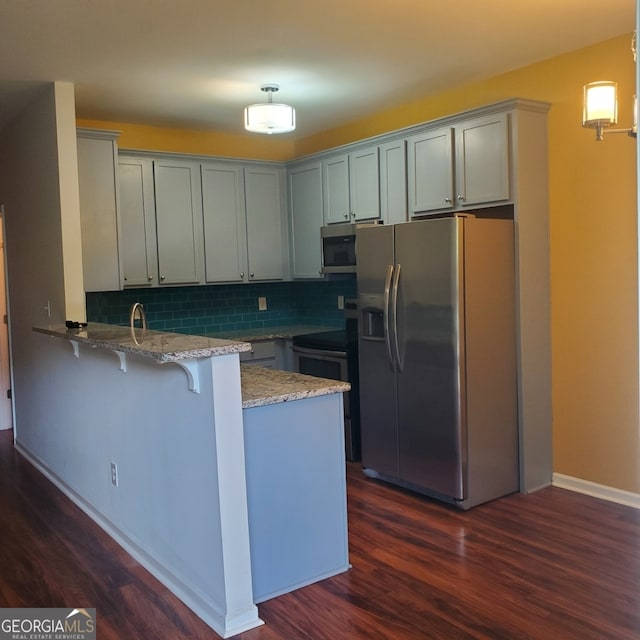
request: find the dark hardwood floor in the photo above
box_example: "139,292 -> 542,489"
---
1,428 -> 639,639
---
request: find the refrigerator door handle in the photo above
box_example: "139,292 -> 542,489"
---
383,264 -> 395,371
391,263 -> 403,372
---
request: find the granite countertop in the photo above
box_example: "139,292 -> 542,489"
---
33,322 -> 251,362
205,324 -> 340,342
240,365 -> 350,409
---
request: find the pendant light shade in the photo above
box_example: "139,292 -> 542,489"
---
244,85 -> 295,134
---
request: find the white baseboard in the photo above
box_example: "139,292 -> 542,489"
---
552,473 -> 640,509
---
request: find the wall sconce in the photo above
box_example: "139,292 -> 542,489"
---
582,32 -> 637,141
582,81 -> 637,141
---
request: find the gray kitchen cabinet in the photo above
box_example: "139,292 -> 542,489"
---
119,155 -> 204,287
201,162 -> 247,283
407,112 -> 509,215
323,145 -> 380,224
77,129 -> 121,292
118,156 -> 158,287
288,160 -> 324,279
240,340 -> 286,369
323,154 -> 350,224
379,139 -> 407,224
153,159 -> 204,285
244,166 -> 286,281
202,161 -> 286,283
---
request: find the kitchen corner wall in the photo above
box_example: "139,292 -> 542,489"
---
86,278 -> 357,335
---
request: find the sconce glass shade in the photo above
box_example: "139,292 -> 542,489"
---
244,103 -> 296,134
583,81 -> 618,128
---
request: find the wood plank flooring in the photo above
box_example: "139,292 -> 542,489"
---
1,428 -> 639,639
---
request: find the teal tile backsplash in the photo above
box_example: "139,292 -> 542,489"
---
86,278 -> 357,335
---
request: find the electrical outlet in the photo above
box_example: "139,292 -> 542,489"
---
258,296 -> 267,311
337,295 -> 345,310
110,462 -> 119,487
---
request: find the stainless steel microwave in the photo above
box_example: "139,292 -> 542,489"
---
321,222 -> 382,273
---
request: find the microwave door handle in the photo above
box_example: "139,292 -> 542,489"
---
383,264 -> 395,371
391,263 -> 403,372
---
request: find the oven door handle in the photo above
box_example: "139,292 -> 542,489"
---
292,345 -> 347,359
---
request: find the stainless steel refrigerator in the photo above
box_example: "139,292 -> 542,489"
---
356,216 -> 518,509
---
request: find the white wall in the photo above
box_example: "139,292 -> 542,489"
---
0,81 -> 85,441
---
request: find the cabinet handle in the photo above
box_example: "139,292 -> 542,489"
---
444,197 -> 452,204
343,213 -> 349,219
123,275 -> 128,281
350,212 -> 356,218
160,275 -> 166,281
457,195 -> 465,202
250,272 -> 254,278
148,275 -> 153,281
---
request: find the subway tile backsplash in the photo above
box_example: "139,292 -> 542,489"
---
86,278 -> 357,335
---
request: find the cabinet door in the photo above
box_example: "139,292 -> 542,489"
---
349,146 -> 380,221
77,132 -> 121,291
118,157 -> 158,287
455,113 -> 509,206
322,155 -> 350,224
289,161 -> 324,279
154,160 -> 204,285
407,127 -> 454,214
379,139 -> 407,225
244,166 -> 285,281
201,162 -> 247,283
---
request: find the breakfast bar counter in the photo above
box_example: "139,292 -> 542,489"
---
28,323 -> 350,637
33,321 -> 252,361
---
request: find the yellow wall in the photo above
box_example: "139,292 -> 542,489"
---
75,118 -> 295,162
79,34 -> 639,493
296,34 -> 638,492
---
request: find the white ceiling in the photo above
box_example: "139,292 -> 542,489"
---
0,0 -> 634,137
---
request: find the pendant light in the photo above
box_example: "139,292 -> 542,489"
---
244,85 -> 296,134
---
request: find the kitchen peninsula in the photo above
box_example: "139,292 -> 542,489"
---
27,323 -> 350,638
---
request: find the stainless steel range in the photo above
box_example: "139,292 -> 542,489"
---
292,300 -> 360,461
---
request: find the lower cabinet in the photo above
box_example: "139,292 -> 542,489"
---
240,340 -> 288,370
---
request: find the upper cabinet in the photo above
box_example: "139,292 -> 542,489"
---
244,166 -> 286,281
117,156 -> 158,287
201,162 -> 247,283
118,155 -> 204,287
407,113 -> 509,215
77,129 -> 121,292
379,139 -> 407,225
323,145 -> 381,224
201,161 -> 286,283
288,160 -> 324,279
153,159 -> 204,285
455,113 -> 509,207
